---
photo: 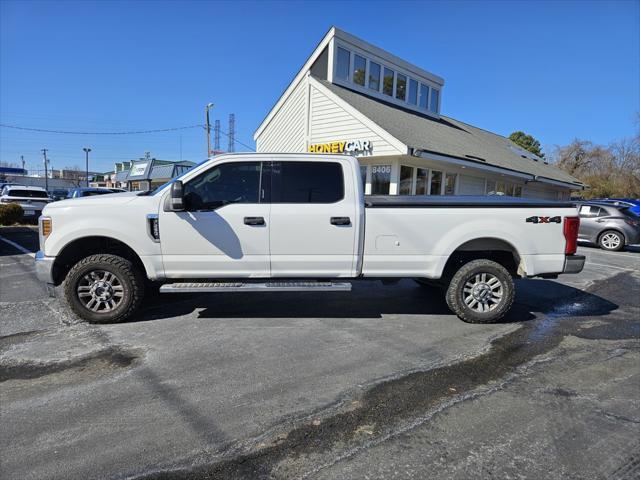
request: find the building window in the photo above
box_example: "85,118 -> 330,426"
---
416,168 -> 428,195
336,47 -> 350,81
430,88 -> 439,113
513,185 -> 523,197
419,83 -> 429,109
486,180 -> 496,195
496,181 -> 506,194
383,68 -> 394,96
353,54 -> 366,86
444,173 -> 456,195
371,165 -> 391,194
399,165 -> 413,195
430,170 -> 442,195
360,165 -> 367,192
368,61 -> 380,91
395,74 -> 407,101
408,79 -> 418,105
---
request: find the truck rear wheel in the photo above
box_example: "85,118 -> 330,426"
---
64,254 -> 144,323
445,259 -> 514,324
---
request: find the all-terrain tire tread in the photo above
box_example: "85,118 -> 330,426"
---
445,259 -> 515,324
64,254 -> 144,323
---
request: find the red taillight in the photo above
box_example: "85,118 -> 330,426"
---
563,216 -> 580,255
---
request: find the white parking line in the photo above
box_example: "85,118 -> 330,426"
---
0,235 -> 36,258
585,261 -> 636,272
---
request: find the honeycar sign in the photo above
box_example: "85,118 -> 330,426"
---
308,139 -> 372,155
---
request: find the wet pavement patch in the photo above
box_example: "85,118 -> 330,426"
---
0,347 -> 139,382
136,273 -> 638,480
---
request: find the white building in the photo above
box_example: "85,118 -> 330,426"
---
254,27 -> 583,200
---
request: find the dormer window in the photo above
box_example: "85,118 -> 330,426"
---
396,74 -> 407,101
368,62 -> 381,91
331,41 -> 443,116
336,47 -> 350,80
353,54 -> 366,86
383,68 -> 394,96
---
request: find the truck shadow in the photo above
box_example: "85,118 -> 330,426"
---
130,278 -> 618,325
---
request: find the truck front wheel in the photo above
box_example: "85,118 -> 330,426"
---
445,259 -> 514,324
64,254 -> 144,323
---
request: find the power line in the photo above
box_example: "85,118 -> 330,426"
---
218,128 -> 255,152
0,123 -> 203,135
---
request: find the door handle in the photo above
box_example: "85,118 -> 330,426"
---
330,216 -> 351,226
244,216 -> 265,226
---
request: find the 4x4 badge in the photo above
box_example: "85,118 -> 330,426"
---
526,216 -> 561,224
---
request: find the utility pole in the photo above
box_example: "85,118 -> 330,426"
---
205,103 -> 214,157
20,155 -> 25,172
228,113 -> 235,153
41,149 -> 49,191
83,147 -> 92,187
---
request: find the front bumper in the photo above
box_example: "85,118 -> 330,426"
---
35,250 -> 55,283
563,254 -> 585,274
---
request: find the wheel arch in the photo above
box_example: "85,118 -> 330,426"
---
51,236 -> 148,285
440,237 -> 523,281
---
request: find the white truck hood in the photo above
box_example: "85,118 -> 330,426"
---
43,192 -> 141,212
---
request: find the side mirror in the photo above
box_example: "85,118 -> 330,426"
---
170,181 -> 185,211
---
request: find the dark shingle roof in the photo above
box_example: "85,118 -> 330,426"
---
319,80 -> 582,186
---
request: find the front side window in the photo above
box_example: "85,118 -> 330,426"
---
408,79 -> 418,105
383,68 -> 394,96
399,165 -> 414,195
371,165 -> 391,194
416,168 -> 428,195
395,74 -> 407,101
430,170 -> 442,195
419,83 -> 429,109
430,88 -> 440,113
444,173 -> 456,195
184,161 -> 261,210
368,61 -> 380,91
272,161 -> 344,203
353,54 -> 366,86
336,47 -> 350,81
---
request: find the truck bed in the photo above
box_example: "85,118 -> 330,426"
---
365,195 -> 574,208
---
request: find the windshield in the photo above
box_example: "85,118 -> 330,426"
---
621,207 -> 639,219
7,189 -> 49,198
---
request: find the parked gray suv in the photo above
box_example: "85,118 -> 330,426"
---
576,202 -> 640,251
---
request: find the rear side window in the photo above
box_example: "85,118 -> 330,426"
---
271,162 -> 344,203
7,189 -> 48,198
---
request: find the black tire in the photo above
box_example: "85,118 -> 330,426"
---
445,259 -> 515,324
598,230 -> 625,251
64,254 -> 144,323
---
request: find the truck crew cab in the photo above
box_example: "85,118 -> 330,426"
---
35,153 -> 585,324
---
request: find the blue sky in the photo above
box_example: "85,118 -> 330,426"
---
1,0 -> 638,174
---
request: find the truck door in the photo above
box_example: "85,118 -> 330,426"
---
268,160 -> 358,277
159,160 -> 270,278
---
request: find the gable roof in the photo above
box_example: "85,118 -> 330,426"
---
316,79 -> 582,186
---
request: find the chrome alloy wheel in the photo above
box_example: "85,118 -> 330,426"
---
601,233 -> 621,250
463,273 -> 504,312
76,270 -> 124,313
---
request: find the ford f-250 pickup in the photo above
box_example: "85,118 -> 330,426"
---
35,153 -> 585,324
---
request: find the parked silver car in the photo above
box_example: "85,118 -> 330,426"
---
576,202 -> 640,251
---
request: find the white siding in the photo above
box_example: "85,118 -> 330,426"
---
458,174 -> 486,195
256,78 -> 308,153
309,85 -> 404,156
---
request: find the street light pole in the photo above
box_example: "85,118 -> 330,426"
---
205,103 -> 214,157
41,149 -> 49,192
83,148 -> 92,187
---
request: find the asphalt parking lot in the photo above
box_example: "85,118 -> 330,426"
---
1,227 -> 639,480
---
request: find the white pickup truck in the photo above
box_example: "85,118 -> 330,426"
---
35,153 -> 584,324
